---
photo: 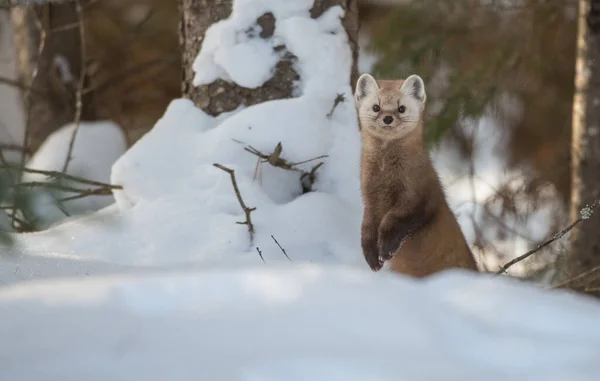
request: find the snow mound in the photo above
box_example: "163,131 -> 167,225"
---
4,4 -> 363,270
20,121 -> 127,229
1,266 -> 600,381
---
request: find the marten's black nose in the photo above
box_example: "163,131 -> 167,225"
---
383,116 -> 393,125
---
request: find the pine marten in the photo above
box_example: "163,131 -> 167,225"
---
354,73 -> 478,277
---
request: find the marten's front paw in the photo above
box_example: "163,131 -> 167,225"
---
377,230 -> 405,262
362,238 -> 382,271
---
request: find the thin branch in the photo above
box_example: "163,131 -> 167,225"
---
271,235 -> 291,262
255,247 -> 265,263
213,163 -> 256,241
553,264 -> 600,289
0,165 -> 122,189
57,187 -> 113,201
0,144 -> 31,155
0,76 -> 42,94
61,0 -> 86,174
496,199 -> 600,275
13,6 -> 48,229
326,93 -> 345,119
81,57 -> 166,95
241,142 -> 328,192
13,181 -> 114,195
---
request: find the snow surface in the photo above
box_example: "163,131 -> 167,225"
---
19,121 -> 127,229
0,2 -> 365,275
1,266 -> 600,381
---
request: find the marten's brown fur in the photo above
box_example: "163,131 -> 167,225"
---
354,74 -> 478,277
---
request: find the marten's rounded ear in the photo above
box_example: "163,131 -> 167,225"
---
355,74 -> 379,104
400,74 -> 426,105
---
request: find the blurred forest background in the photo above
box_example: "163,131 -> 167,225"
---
0,0 -> 599,295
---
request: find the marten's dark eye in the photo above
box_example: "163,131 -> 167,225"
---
372,105 -> 380,112
398,105 -> 406,113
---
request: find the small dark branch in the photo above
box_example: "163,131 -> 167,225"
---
58,188 -> 115,202
213,163 -> 256,241
326,93 -> 345,119
13,181 -> 114,196
13,5 -> 48,229
496,199 -> 600,275
240,141 -> 328,193
300,162 -> 324,193
290,155 -> 328,166
61,0 -> 86,174
0,144 -> 31,156
271,235 -> 291,262
255,247 -> 265,263
1,165 -> 122,189
0,76 -> 42,94
553,264 -> 600,290
82,58 -> 166,95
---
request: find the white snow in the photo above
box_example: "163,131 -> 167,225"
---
0,2 -> 364,273
19,121 -> 127,229
1,266 -> 600,381
0,1 -> 596,378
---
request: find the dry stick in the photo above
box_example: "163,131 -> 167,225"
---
1,165 -> 122,189
553,264 -> 600,289
496,199 -> 600,275
58,189 -> 113,202
61,0 -> 86,174
0,144 -> 31,155
241,142 -> 328,191
12,9 -> 49,228
255,247 -> 265,263
326,93 -> 346,119
271,235 -> 291,262
13,181 -> 114,195
0,76 -> 42,94
213,164 -> 256,241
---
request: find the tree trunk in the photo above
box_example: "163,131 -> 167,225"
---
564,0 -> 600,295
179,0 -> 359,116
10,2 -> 95,154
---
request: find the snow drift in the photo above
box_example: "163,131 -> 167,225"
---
1,266 -> 600,381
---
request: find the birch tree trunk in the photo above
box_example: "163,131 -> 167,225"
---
179,0 -> 359,115
564,0 -> 600,294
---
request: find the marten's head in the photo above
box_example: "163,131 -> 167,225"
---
354,74 -> 426,141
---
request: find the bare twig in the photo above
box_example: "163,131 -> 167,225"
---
0,165 -> 122,189
553,264 -> 600,289
326,93 -> 345,119
300,162 -> 324,193
496,199 -> 600,275
13,181 -> 115,196
0,144 -> 31,155
12,6 -> 48,229
0,76 -> 43,94
255,247 -> 265,263
241,142 -> 328,192
213,163 -> 256,241
271,235 -> 291,262
61,0 -> 86,174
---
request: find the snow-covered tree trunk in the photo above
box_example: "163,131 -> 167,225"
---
10,2 -> 95,153
565,0 -> 600,292
179,0 -> 359,115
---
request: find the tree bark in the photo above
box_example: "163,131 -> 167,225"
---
564,0 -> 600,295
179,0 -> 359,116
10,2 -> 95,154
